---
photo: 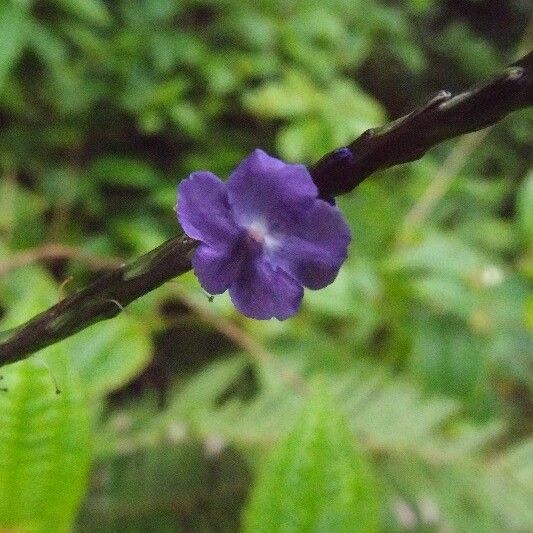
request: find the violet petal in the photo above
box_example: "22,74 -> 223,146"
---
178,171 -> 240,247
193,242 -> 245,295
229,255 -> 303,320
268,199 -> 351,289
227,149 -> 317,231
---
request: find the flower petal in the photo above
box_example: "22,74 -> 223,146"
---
269,199 -> 351,289
229,255 -> 303,320
227,149 -> 318,231
193,242 -> 244,295
178,171 -> 240,247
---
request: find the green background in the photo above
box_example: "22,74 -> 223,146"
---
0,0 -> 531,531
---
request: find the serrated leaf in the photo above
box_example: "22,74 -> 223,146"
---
243,381 -> 380,533
0,268 -> 91,533
0,354 -> 91,533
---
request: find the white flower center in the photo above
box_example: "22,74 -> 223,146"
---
247,220 -> 278,250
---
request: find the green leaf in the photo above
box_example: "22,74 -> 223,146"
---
482,440 -> 533,530
0,355 -> 92,533
1,265 -> 59,325
88,156 -> 162,188
0,267 -> 91,532
78,442 -> 247,532
244,70 -> 320,119
0,172 -> 16,236
26,19 -> 68,71
52,0 -> 111,26
410,314 -> 497,419
278,118 -> 333,163
243,381 -> 380,533
113,217 -> 168,254
166,356 -> 249,418
388,234 -> 488,279
0,3 -> 28,93
68,315 -> 153,398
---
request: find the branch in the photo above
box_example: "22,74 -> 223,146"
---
0,234 -> 197,365
309,51 -> 533,198
1,51 -> 531,366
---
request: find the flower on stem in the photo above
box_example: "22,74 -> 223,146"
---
177,149 -> 351,320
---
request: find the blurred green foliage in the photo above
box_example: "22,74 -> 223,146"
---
243,381 -> 380,532
0,0 -> 532,531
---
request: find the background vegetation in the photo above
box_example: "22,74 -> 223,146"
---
0,0 -> 531,531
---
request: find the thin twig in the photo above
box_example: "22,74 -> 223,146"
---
169,285 -> 308,394
0,244 -> 123,276
399,128 -> 491,241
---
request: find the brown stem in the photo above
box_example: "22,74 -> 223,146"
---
309,51 -> 532,198
0,244 -> 123,276
0,234 -> 197,365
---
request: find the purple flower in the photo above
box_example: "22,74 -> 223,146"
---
177,149 -> 351,320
